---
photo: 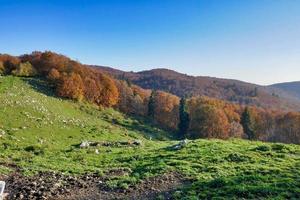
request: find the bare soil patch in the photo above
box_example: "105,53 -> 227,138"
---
3,171 -> 188,200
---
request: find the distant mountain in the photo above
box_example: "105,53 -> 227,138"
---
94,66 -> 300,111
270,81 -> 300,99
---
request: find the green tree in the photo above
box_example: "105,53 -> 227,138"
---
148,90 -> 156,118
178,97 -> 189,138
251,87 -> 258,97
241,107 -> 255,140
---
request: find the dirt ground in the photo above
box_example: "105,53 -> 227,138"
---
2,171 -> 188,200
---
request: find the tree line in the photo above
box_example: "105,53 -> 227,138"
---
1,51 -> 300,144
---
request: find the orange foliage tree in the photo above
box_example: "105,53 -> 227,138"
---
152,91 -> 180,130
57,73 -> 84,101
47,68 -> 61,82
0,54 -> 20,74
187,96 -> 237,139
20,51 -> 119,107
188,98 -> 230,139
97,73 -> 119,107
274,112 -> 300,144
115,80 -> 150,116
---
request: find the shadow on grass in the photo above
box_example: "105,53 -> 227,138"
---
103,115 -> 177,141
21,77 -> 57,98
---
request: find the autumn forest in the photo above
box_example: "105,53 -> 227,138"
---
1,51 -> 300,145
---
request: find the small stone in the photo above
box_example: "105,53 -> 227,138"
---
0,129 -> 6,136
95,149 -> 99,154
172,139 -> 189,150
80,141 -> 90,148
132,140 -> 142,146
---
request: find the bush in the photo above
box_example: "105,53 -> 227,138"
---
271,144 -> 289,153
208,178 -> 227,188
254,145 -> 271,152
271,144 -> 283,150
226,153 -> 251,162
24,145 -> 45,155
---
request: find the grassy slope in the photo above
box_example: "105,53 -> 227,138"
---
0,76 -> 300,199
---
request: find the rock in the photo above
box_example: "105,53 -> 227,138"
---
172,139 -> 189,150
80,141 -> 90,148
181,139 -> 188,145
95,149 -> 99,154
0,129 -> 5,136
133,140 -> 142,146
2,193 -> 9,199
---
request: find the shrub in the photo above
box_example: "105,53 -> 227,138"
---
208,178 -> 227,188
226,153 -> 251,162
271,144 -> 289,153
24,145 -> 45,155
254,145 -> 271,152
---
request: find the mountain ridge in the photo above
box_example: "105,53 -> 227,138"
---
270,81 -> 300,99
93,65 -> 300,111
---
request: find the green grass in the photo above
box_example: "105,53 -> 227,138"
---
0,76 -> 300,199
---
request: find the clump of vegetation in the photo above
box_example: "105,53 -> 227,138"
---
24,145 -> 45,155
226,153 -> 251,162
254,145 -> 271,152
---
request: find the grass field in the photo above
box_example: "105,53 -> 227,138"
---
0,76 -> 300,199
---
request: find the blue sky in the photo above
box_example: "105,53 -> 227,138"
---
0,0 -> 299,85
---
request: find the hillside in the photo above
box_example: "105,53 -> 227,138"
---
1,76 -> 300,199
271,81 -> 300,99
95,66 -> 300,111
1,51 -> 300,145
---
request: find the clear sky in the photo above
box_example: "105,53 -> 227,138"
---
0,0 -> 299,85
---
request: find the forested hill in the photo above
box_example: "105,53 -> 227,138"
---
95,66 -> 300,112
1,51 -> 300,145
271,81 -> 300,99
